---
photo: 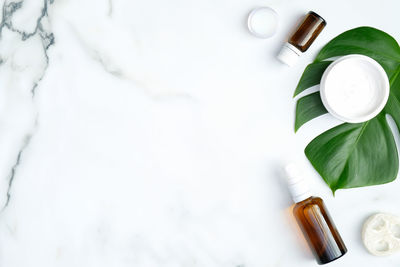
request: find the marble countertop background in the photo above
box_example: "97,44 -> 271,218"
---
0,0 -> 400,266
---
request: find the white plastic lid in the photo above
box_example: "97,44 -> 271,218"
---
247,7 -> 278,38
284,163 -> 311,203
320,54 -> 389,123
277,43 -> 302,66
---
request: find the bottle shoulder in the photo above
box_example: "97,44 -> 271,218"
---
310,196 -> 323,204
293,196 -> 324,212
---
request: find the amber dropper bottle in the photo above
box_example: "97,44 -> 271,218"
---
284,164 -> 347,265
277,11 -> 326,66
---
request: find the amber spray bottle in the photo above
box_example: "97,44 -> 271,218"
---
284,164 -> 347,264
277,11 -> 326,66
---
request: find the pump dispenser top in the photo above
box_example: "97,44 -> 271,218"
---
284,163 -> 311,203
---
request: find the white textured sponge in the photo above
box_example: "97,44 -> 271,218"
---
362,213 -> 400,256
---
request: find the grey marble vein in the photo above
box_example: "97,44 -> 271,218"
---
1,129 -> 35,211
0,1 -> 22,36
0,0 -> 55,210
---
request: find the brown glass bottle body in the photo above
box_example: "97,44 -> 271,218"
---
289,11 -> 326,52
293,196 -> 347,265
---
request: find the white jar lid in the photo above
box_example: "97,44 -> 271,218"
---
247,7 -> 278,39
320,55 -> 389,123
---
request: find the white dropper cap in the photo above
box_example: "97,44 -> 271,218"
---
284,163 -> 311,203
277,43 -> 302,66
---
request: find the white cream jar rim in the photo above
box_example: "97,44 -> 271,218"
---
320,54 -> 390,123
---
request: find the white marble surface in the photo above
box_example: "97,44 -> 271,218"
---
1,0 -> 400,266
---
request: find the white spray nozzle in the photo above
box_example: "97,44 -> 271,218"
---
284,163 -> 311,203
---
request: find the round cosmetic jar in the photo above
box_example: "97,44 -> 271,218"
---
320,54 -> 389,123
247,7 -> 278,38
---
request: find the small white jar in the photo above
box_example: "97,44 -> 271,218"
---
247,7 -> 278,39
320,55 -> 390,123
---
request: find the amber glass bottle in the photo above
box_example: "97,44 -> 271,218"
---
277,11 -> 326,66
293,196 -> 347,264
285,164 -> 347,265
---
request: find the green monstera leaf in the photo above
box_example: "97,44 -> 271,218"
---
294,27 -> 400,193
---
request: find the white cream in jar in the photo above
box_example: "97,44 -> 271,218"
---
320,55 -> 389,123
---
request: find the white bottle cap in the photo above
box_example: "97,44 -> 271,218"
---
277,43 -> 302,66
284,163 -> 311,203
